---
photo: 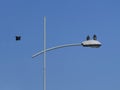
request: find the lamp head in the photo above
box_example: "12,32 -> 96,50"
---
81,40 -> 102,48
81,35 -> 102,48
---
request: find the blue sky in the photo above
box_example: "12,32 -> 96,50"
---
0,0 -> 120,90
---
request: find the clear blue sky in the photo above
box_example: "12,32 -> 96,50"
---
0,0 -> 120,90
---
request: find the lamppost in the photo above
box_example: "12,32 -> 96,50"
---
32,16 -> 102,90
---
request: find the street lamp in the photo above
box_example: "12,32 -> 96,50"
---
32,16 -> 102,90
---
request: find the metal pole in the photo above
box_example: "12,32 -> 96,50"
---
32,43 -> 82,58
43,16 -> 46,90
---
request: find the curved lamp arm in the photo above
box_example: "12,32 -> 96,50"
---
32,43 -> 82,58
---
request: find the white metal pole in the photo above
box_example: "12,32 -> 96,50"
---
32,43 -> 82,58
43,16 -> 46,90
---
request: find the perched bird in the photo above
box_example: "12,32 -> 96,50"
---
93,34 -> 97,40
86,35 -> 90,40
16,36 -> 21,41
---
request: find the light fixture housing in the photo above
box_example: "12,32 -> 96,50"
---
81,40 -> 102,48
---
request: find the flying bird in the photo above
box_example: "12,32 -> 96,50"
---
16,36 -> 21,41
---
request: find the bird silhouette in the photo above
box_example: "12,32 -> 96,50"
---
93,34 -> 97,40
86,35 -> 90,40
16,36 -> 21,41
